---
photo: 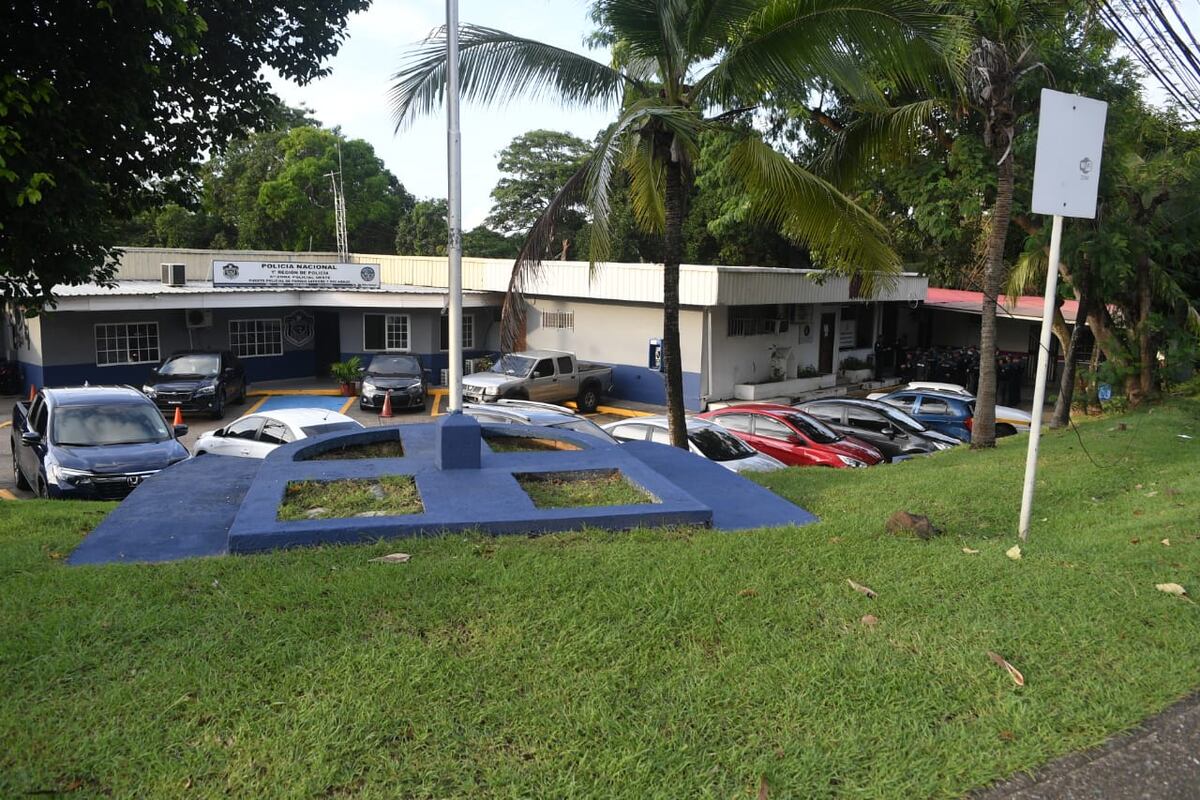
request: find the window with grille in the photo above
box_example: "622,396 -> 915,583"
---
439,314 -> 474,350
542,310 -> 574,330
364,313 -> 410,351
229,319 -> 283,358
95,322 -> 160,366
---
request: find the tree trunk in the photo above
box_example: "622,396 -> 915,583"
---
972,137 -> 1015,449
662,153 -> 688,449
1135,254 -> 1155,403
1050,294 -> 1090,429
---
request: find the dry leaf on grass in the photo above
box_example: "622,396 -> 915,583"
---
738,588 -> 758,598
1161,539 -> 1171,547
987,651 -> 1026,686
963,547 -> 980,555
847,579 -> 877,599
369,553 -> 411,564
861,614 -> 879,627
1006,545 -> 1022,560
1156,582 -> 1188,597
758,775 -> 769,800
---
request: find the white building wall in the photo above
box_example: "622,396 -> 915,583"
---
524,299 -> 704,372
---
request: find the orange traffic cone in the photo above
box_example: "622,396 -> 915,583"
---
380,389 -> 394,419
172,406 -> 184,426
28,384 -> 36,402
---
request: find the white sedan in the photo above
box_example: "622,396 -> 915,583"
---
194,408 -> 362,458
602,416 -> 785,472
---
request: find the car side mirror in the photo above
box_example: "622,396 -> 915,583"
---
174,424 -> 189,438
20,431 -> 42,446
213,427 -> 225,437
882,426 -> 896,439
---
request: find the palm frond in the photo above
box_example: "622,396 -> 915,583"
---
817,99 -> 944,188
389,24 -> 641,130
694,0 -> 963,109
684,0 -> 762,56
1006,247 -> 1047,300
727,135 -> 901,293
593,0 -> 689,80
623,131 -> 668,234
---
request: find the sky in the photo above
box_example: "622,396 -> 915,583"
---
267,0 -> 611,229
269,1 -> 1200,230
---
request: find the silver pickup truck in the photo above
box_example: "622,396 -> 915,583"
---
461,350 -> 614,413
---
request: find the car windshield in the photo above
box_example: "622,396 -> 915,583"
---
54,403 -> 171,446
689,427 -> 756,461
158,354 -> 219,377
551,417 -> 614,441
779,412 -> 841,444
879,406 -> 928,432
367,355 -> 421,377
490,355 -> 535,376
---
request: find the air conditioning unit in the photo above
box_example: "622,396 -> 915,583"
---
464,358 -> 487,375
439,369 -> 449,386
186,309 -> 212,329
161,262 -> 186,287
760,318 -> 789,335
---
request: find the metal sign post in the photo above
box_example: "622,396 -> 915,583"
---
445,0 -> 464,413
1019,89 -> 1108,541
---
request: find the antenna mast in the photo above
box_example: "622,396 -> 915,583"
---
325,143 -> 349,260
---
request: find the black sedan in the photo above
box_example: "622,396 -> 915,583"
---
359,354 -> 426,412
143,351 -> 247,419
794,397 -> 961,461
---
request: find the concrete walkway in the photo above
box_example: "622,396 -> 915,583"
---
974,693 -> 1200,799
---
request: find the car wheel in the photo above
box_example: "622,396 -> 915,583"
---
36,477 -> 49,499
12,451 -> 30,491
505,390 -> 529,401
234,381 -> 247,405
211,392 -> 225,420
996,423 -> 1017,437
576,385 -> 599,414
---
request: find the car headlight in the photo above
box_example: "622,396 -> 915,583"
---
195,383 -> 216,396
934,441 -> 954,451
483,385 -> 500,396
837,455 -> 868,468
142,385 -> 156,396
49,464 -> 93,485
361,379 -> 377,394
408,383 -> 423,394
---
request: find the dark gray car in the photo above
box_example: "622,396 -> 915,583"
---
794,398 -> 960,461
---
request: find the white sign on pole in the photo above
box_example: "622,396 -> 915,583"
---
212,260 -> 381,289
1030,88 -> 1108,219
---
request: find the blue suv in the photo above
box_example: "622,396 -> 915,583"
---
12,386 -> 190,500
875,390 -> 976,442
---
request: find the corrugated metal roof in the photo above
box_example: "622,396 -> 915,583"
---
925,287 -> 1080,323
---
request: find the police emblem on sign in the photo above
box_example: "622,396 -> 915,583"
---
360,266 -> 376,283
222,263 -> 240,279
283,310 -> 315,347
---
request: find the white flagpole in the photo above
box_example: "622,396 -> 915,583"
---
445,0 -> 464,413
1018,213 -> 1064,540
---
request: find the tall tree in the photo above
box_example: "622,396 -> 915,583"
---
395,199 -> 450,256
486,130 -> 590,257
391,1 -> 955,447
1,0 -> 367,310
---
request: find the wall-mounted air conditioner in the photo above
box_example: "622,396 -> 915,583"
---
186,309 -> 213,329
464,358 -> 487,375
161,263 -> 186,286
760,318 -> 790,335
439,369 -> 449,386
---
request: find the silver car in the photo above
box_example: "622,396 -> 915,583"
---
463,399 -> 616,443
194,408 -> 362,458
601,415 -> 785,472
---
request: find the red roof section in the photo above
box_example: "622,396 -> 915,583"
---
924,287 -> 1080,324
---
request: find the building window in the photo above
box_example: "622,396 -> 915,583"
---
364,313 -> 410,351
229,319 -> 283,358
727,305 -> 788,337
95,322 -> 160,366
438,313 -> 474,350
542,310 -> 574,330
840,304 -> 876,349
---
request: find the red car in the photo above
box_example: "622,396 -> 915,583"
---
699,404 -> 885,468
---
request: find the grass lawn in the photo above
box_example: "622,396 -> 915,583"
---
304,440 -> 405,460
278,476 -> 423,520
485,433 -> 581,452
516,469 -> 656,508
1,393 -> 1197,798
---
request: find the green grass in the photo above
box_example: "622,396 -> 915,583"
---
277,476 -> 422,520
517,469 -> 656,508
484,433 -> 581,452
1,394 -> 1198,798
304,440 -> 405,460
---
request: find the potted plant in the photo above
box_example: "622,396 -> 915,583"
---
840,356 -> 874,383
330,356 -> 363,396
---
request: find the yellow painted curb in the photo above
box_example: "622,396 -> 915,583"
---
339,396 -> 356,415
0,489 -> 16,501
563,402 -> 652,418
244,395 -> 269,415
0,420 -> 10,429
428,388 -> 448,417
247,388 -> 343,397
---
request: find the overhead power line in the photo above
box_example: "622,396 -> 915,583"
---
1094,0 -> 1200,121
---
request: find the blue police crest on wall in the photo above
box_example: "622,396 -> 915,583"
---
360,266 -> 376,283
283,310 -> 315,348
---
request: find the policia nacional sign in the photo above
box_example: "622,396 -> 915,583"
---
212,260 -> 381,289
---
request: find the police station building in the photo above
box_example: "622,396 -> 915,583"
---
5,247 -> 930,409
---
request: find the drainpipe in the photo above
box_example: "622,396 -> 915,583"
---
704,307 -> 714,409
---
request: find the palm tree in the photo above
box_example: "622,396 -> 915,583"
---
390,0 -> 956,448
